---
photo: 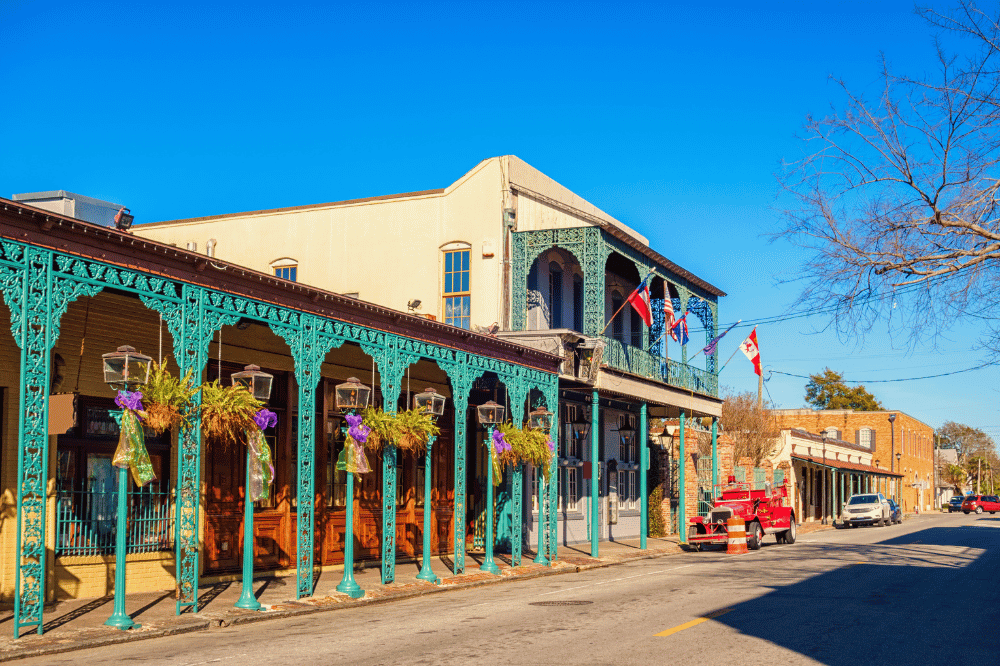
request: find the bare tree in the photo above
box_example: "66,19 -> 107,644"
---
777,1 -> 1000,350
720,392 -> 780,467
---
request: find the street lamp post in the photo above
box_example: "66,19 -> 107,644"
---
101,345 -> 152,631
231,364 -> 274,611
477,400 -> 505,575
414,388 -> 446,584
527,406 -> 553,565
335,377 -> 372,599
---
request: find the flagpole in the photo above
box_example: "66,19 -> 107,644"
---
688,320 -> 741,362
598,269 -> 656,337
717,345 -> 743,374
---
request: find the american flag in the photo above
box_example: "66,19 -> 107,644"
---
664,299 -> 676,340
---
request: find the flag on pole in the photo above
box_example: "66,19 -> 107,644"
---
670,313 -> 689,345
703,320 -> 741,356
626,276 -> 653,327
739,327 -> 762,376
664,298 -> 675,332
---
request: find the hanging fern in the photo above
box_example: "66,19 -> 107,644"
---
137,357 -> 197,435
359,407 -> 441,452
498,423 -> 554,479
200,380 -> 261,448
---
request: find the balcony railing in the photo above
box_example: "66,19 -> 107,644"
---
600,336 -> 718,397
56,480 -> 174,557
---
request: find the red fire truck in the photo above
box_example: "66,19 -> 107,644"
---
687,476 -> 796,550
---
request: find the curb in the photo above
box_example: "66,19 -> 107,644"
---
0,547 -> 682,662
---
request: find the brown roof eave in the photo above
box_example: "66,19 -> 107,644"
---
0,198 -> 561,373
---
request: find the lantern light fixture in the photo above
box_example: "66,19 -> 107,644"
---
476,400 -> 505,426
413,387 -> 446,417
102,345 -> 152,390
231,364 -> 274,403
335,377 -> 372,412
527,406 -> 553,431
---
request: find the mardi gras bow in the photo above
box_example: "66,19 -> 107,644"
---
338,413 -> 371,475
245,408 -> 277,502
113,390 -> 156,487
489,428 -> 508,486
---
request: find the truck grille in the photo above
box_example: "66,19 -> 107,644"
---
710,507 -> 733,523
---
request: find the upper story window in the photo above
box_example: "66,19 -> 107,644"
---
857,427 -> 875,450
271,258 -> 298,282
443,247 -> 470,329
573,276 -> 584,333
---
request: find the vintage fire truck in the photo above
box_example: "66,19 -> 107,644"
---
687,476 -> 796,550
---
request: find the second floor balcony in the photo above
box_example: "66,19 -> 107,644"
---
509,226 -> 724,398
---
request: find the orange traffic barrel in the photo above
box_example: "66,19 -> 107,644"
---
726,517 -> 748,555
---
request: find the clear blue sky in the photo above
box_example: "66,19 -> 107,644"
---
3,1 -> 996,436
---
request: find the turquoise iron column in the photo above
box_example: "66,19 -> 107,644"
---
590,390 -> 599,558
105,461 -> 136,630
639,402 -> 648,550
416,436 -> 440,583
234,451 -> 262,610
414,383 -> 447,584
678,410 -> 687,544
477,400 -> 504,575
711,418 -> 718,493
334,378 -> 372,600
232,364 -> 275,611
480,426 -> 501,575
533,470 -> 548,565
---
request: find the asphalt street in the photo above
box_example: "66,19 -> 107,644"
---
17,512 -> 997,665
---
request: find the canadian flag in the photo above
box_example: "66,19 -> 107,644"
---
739,327 -> 762,376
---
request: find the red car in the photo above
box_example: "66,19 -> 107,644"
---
962,495 -> 1000,514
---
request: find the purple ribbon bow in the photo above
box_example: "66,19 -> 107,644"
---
546,437 -> 556,453
492,428 -> 511,454
254,408 -> 278,430
115,390 -> 144,414
346,413 -> 370,444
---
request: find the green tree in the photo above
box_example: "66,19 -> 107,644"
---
804,368 -> 883,411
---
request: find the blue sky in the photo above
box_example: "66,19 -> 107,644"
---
2,1 -> 996,436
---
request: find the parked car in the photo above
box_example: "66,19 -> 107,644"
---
962,495 -> 1000,514
948,496 -> 966,512
887,499 -> 902,524
841,493 -> 891,527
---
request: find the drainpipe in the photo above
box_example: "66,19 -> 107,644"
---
206,238 -> 217,258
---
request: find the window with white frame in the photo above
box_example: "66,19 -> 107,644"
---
531,467 -> 540,512
443,245 -> 471,329
858,427 -> 874,450
620,469 -> 637,509
565,467 -> 579,511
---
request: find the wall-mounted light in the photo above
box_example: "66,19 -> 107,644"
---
408,299 -> 422,311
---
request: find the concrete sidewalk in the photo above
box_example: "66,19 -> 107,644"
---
0,537 -> 684,662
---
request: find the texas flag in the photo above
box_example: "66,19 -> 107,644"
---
627,277 -> 653,327
739,327 -> 762,376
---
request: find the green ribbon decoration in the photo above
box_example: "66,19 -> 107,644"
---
113,404 -> 156,487
246,428 -> 274,502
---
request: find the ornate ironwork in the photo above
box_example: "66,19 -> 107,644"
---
507,383 -> 527,566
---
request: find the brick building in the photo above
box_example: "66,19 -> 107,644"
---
773,409 -> 935,513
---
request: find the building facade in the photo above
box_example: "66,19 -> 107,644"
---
134,156 -> 727,552
773,409 -> 935,512
0,197 -> 562,636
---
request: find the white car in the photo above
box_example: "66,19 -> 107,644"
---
841,493 -> 891,527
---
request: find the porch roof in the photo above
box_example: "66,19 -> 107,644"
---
792,454 -> 903,478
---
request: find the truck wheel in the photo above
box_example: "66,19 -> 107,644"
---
687,525 -> 702,552
778,518 -> 796,545
747,521 -> 763,550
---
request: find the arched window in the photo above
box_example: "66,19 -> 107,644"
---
270,258 -> 298,282
629,297 -> 642,348
549,261 -> 563,329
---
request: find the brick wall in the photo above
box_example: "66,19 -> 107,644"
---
774,409 -> 935,511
